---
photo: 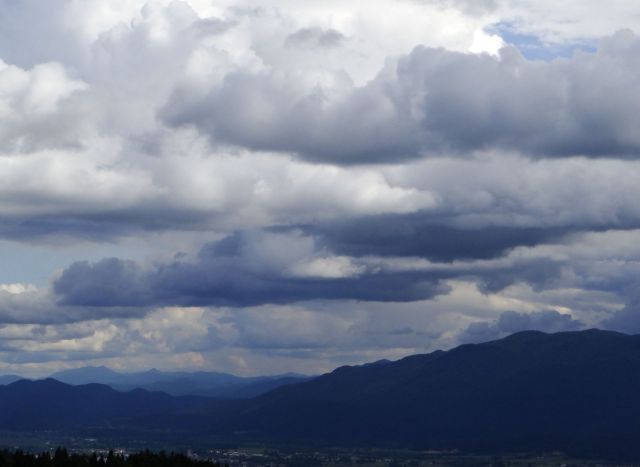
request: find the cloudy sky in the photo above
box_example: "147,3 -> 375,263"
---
2,0 -> 640,377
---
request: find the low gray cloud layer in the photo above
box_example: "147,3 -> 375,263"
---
308,215 -> 578,261
53,231 -> 450,307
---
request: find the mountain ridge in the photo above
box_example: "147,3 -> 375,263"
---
150,328 -> 640,458
1,329 -> 640,459
45,366 -> 311,398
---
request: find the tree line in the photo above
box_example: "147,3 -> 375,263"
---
0,448 -> 224,467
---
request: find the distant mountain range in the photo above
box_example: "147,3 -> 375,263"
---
0,366 -> 311,399
3,329 -> 640,459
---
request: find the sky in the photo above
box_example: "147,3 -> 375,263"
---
2,0 -> 640,377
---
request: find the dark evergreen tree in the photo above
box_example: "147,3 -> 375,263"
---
0,449 -> 221,467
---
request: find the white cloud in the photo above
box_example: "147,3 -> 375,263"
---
0,283 -> 37,295
0,60 -> 87,151
0,0 -> 640,375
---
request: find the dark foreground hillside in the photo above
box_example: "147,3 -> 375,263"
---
153,329 -> 640,459
3,330 -> 640,460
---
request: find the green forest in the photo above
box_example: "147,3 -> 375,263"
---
0,449 -> 223,467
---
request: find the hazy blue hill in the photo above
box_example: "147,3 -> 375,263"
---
50,366 -> 310,398
117,374 -> 312,399
50,366 -> 202,386
0,378 -> 209,430
50,366 -> 125,385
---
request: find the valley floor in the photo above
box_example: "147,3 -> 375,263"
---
0,435 -> 636,467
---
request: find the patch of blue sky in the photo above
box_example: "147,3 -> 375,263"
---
489,22 -> 597,61
0,240 -> 154,286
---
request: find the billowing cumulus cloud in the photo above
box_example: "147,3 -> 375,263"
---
0,60 -> 87,152
165,30 -> 640,163
2,0 -> 640,375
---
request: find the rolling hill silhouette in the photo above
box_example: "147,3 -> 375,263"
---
3,329 -> 640,459
48,366 -> 309,398
0,378 -> 208,430
159,329 -> 640,458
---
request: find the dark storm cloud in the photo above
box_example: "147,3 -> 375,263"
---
0,209 -> 212,242
54,257 -> 447,307
53,258 -> 152,307
163,30 -> 640,164
459,309 -> 585,343
307,213 -> 577,262
0,217 -> 132,242
52,228 -> 577,309
53,233 -> 450,308
474,258 -> 566,294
